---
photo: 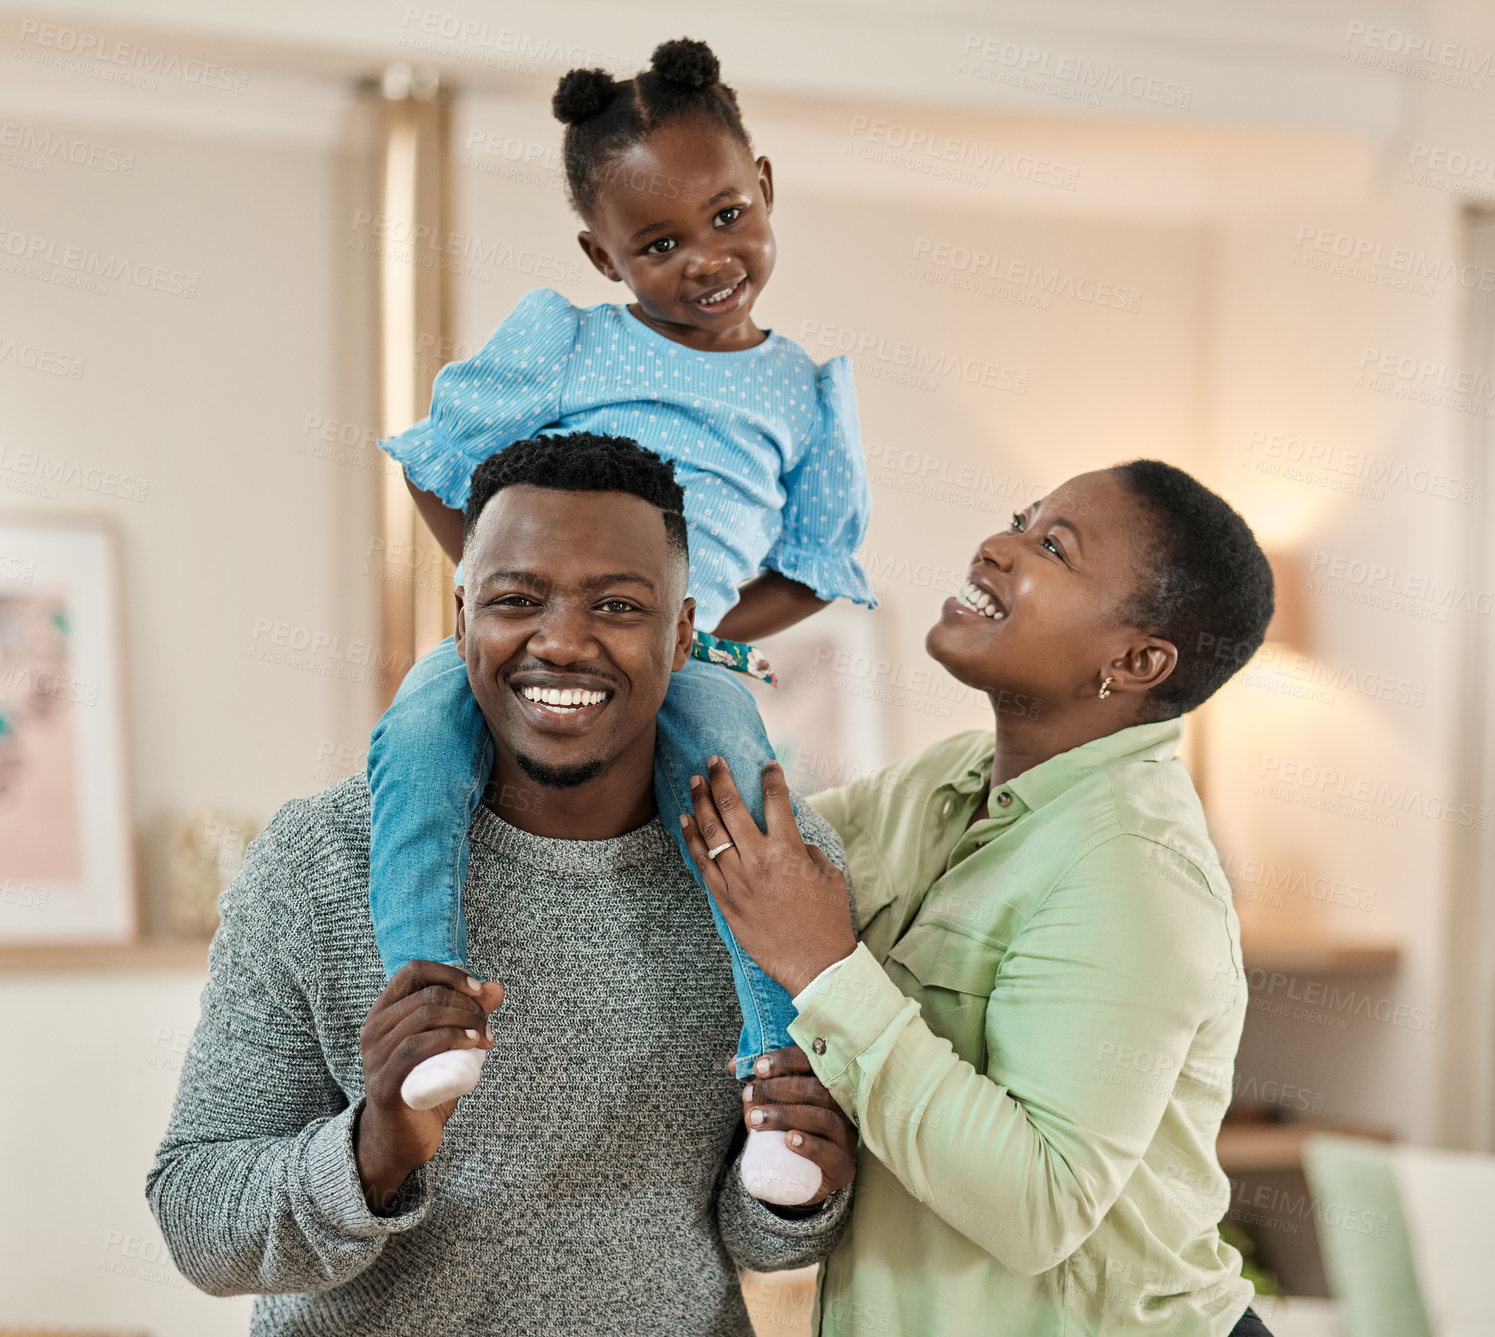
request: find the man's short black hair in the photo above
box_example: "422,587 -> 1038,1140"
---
1112,459 -> 1275,720
463,432 -> 690,568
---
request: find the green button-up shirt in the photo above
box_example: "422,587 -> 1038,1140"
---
793,718 -> 1253,1336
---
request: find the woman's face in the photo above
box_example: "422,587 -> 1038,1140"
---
926,469 -> 1165,716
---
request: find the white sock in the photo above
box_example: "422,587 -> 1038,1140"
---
400,1046 -> 489,1111
739,1128 -> 823,1205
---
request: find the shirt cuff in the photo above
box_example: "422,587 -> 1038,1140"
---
792,953 -> 854,1009
787,943 -> 917,1118
302,1100 -> 433,1239
764,542 -> 878,610
379,426 -> 475,511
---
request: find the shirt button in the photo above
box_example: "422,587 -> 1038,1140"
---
996,791 -> 1013,808
812,1038 -> 827,1055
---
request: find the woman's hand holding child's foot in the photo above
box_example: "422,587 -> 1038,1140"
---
736,1046 -> 858,1206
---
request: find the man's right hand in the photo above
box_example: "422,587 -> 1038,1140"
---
354,961 -> 505,1213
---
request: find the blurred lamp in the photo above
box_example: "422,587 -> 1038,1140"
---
1262,550 -> 1308,651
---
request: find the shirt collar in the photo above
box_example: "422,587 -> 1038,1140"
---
944,717 -> 1185,815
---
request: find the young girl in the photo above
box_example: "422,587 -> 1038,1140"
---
372,38 -> 874,1203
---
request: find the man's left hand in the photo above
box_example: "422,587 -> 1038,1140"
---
679,756 -> 857,997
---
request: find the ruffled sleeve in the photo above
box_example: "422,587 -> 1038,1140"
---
763,355 -> 877,608
380,288 -> 578,509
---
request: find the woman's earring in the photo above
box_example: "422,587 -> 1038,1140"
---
1098,676 -> 1114,699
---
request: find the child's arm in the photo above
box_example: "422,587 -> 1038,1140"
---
713,572 -> 828,642
406,475 -> 464,567
737,357 -> 875,642
379,288 -> 579,545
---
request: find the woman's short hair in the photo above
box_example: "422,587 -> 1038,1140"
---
1112,459 -> 1275,720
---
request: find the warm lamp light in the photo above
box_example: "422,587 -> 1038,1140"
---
1262,550 -> 1308,652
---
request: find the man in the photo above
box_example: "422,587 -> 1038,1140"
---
148,432 -> 856,1336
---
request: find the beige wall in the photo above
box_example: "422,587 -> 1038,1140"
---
3,1 -> 1493,1330
0,61 -> 378,1336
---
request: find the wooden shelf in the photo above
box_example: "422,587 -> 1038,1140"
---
1240,940 -> 1401,976
1217,1121 -> 1393,1174
0,936 -> 210,973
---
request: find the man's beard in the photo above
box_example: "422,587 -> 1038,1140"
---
512,748 -> 606,790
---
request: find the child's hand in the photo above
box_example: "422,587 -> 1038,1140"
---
680,756 -> 856,997
738,1044 -> 858,1204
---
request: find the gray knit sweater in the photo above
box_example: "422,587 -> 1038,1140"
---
147,776 -> 853,1336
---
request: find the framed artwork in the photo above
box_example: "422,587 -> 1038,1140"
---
0,517 -> 134,943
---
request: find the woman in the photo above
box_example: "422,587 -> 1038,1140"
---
680,460 -> 1275,1335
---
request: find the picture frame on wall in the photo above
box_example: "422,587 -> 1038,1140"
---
0,516 -> 135,944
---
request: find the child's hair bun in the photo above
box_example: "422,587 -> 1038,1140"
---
650,38 -> 720,89
552,67 -> 615,124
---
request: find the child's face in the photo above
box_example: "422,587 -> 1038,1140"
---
577,118 -> 776,351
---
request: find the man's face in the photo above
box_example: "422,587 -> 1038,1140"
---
455,486 -> 694,790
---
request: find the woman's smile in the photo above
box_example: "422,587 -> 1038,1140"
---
955,578 -> 1006,620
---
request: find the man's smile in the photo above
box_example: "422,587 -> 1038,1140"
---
508,674 -> 617,731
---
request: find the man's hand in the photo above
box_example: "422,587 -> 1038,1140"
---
737,1045 -> 857,1204
679,756 -> 857,996
354,962 -> 504,1213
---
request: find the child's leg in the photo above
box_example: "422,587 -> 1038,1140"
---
654,656 -> 822,1205
367,636 -> 494,1108
368,636 -> 491,974
654,656 -> 799,1074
